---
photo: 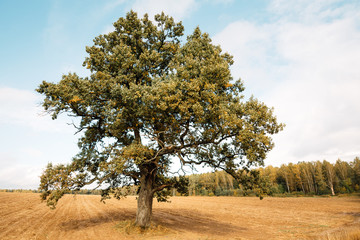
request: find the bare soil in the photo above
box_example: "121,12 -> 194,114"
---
0,192 -> 359,239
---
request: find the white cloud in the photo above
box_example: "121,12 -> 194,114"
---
0,87 -> 80,189
131,0 -> 197,20
213,1 -> 360,165
21,148 -> 44,158
213,21 -> 279,94
268,0 -> 351,23
0,163 -> 42,189
0,87 -> 73,133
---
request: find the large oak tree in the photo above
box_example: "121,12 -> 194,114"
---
37,11 -> 284,228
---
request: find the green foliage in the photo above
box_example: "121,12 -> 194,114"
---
36,11 -> 283,208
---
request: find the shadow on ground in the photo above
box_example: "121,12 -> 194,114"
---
60,207 -> 244,236
60,208 -> 136,230
153,208 -> 244,236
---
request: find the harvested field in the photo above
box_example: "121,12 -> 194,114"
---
0,192 -> 359,240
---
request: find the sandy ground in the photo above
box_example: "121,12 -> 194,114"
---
0,192 -> 359,239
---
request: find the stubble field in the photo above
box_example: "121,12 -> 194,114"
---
0,192 -> 359,240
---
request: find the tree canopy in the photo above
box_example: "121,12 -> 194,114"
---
37,11 -> 284,228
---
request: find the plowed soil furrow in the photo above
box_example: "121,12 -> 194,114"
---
13,203 -> 49,234
32,196 -> 73,240
0,198 -> 44,237
72,195 -> 99,239
0,192 -> 359,240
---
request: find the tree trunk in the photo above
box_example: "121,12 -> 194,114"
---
135,173 -> 154,228
284,174 -> 290,193
301,182 -> 305,193
328,181 -> 335,196
330,184 -> 335,196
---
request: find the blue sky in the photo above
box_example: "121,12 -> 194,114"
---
1,0 -> 360,189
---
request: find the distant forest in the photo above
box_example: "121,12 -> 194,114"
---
187,157 -> 360,197
3,157 -> 359,197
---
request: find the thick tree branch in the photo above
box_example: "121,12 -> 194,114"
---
152,183 -> 173,194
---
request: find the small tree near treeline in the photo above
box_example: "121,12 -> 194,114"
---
37,11 -> 284,228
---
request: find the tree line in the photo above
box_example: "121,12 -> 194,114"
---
3,158 -> 358,197
187,157 -> 360,197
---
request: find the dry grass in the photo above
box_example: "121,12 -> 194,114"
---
310,229 -> 360,240
0,192 -> 359,239
114,219 -> 175,236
